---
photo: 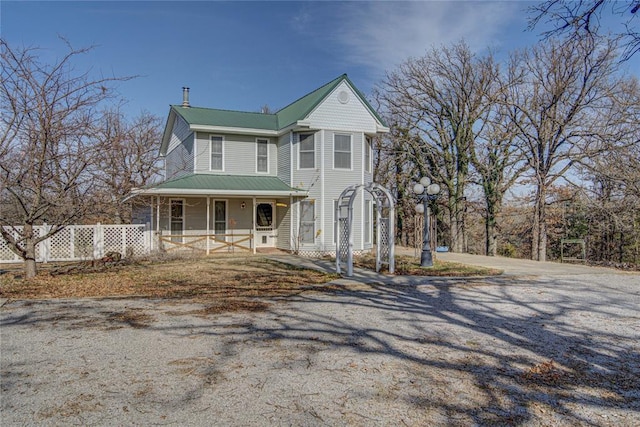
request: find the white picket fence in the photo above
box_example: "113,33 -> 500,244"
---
0,223 -> 153,264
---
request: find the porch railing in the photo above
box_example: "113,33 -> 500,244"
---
158,233 -> 254,254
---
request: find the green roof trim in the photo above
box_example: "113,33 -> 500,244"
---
150,174 -> 304,193
170,74 -> 387,132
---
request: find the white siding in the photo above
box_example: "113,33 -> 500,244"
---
306,82 -> 379,133
194,132 -> 277,175
277,133 -> 291,185
275,198 -> 291,251
167,115 -> 192,154
323,131 -> 364,250
165,133 -> 194,180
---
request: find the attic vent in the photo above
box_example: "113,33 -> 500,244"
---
337,90 -> 350,104
182,87 -> 190,108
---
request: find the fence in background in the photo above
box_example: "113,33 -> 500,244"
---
0,223 -> 152,264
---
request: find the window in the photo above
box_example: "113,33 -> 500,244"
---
170,199 -> 184,242
256,203 -> 273,228
334,134 -> 352,169
364,200 -> 372,244
300,200 -> 315,244
256,139 -> 268,173
299,133 -> 315,169
214,200 -> 226,241
210,136 -> 223,171
365,137 -> 372,173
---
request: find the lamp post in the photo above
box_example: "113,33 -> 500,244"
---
413,176 -> 441,267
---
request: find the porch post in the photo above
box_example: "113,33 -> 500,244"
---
252,196 -> 257,254
156,196 -> 161,252
206,197 -> 210,255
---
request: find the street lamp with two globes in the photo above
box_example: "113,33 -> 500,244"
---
412,176 -> 441,267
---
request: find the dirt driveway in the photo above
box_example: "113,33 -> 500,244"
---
1,261 -> 639,426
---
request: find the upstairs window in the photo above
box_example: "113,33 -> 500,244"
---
299,133 -> 315,169
256,138 -> 269,173
210,136 -> 224,171
334,134 -> 352,169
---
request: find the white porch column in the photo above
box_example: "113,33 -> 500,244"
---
320,129 -> 325,251
206,197 -> 210,255
252,196 -> 257,254
156,196 -> 161,252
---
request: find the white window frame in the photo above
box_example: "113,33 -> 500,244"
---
213,199 -> 228,240
169,198 -> 185,242
333,133 -> 352,170
298,133 -> 315,170
210,135 -> 224,171
365,136 -> 372,173
256,138 -> 269,173
299,200 -> 315,244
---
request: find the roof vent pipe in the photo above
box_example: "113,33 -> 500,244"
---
182,87 -> 190,108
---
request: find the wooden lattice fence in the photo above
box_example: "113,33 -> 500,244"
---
0,223 -> 152,263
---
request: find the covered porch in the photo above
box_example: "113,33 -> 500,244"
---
129,175 -> 307,254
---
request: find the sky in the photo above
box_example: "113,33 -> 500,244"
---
2,1 -> 639,120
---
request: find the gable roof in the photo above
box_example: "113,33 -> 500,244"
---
129,174 -> 308,197
168,74 -> 387,134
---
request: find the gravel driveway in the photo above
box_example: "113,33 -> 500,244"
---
1,259 -> 639,426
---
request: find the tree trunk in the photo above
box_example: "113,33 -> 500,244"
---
485,215 -> 498,256
532,185 -> 548,262
24,223 -> 37,279
485,192 -> 501,257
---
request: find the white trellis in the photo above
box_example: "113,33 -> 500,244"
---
0,223 -> 152,264
335,183 -> 395,276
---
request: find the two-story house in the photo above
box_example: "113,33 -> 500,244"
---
130,74 -> 389,255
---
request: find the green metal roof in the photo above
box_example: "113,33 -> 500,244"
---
171,74 -> 387,132
150,174 -> 303,193
171,106 -> 279,131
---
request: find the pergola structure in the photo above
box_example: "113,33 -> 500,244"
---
335,183 -> 395,276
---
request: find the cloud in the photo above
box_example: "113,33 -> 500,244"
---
331,1 -> 526,75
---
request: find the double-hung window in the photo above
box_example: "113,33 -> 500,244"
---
334,134 -> 352,169
256,138 -> 269,173
210,136 -> 223,171
300,200 -> 315,244
299,133 -> 315,169
214,200 -> 226,241
170,199 -> 184,243
364,200 -> 372,244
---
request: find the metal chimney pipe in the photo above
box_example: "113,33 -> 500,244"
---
182,87 -> 190,107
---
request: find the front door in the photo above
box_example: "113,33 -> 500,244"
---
255,201 -> 275,247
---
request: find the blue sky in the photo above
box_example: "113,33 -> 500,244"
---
2,1 -> 638,120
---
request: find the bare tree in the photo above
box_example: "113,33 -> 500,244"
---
93,109 -> 162,223
529,0 -> 640,60
379,42 -> 499,252
0,39 -> 133,278
506,36 -> 622,261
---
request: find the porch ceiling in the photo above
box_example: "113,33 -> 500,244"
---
129,174 -> 308,198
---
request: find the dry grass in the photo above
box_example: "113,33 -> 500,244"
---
354,254 -> 503,276
0,256 -> 339,309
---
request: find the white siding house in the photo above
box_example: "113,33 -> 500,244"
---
130,74 -> 389,255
